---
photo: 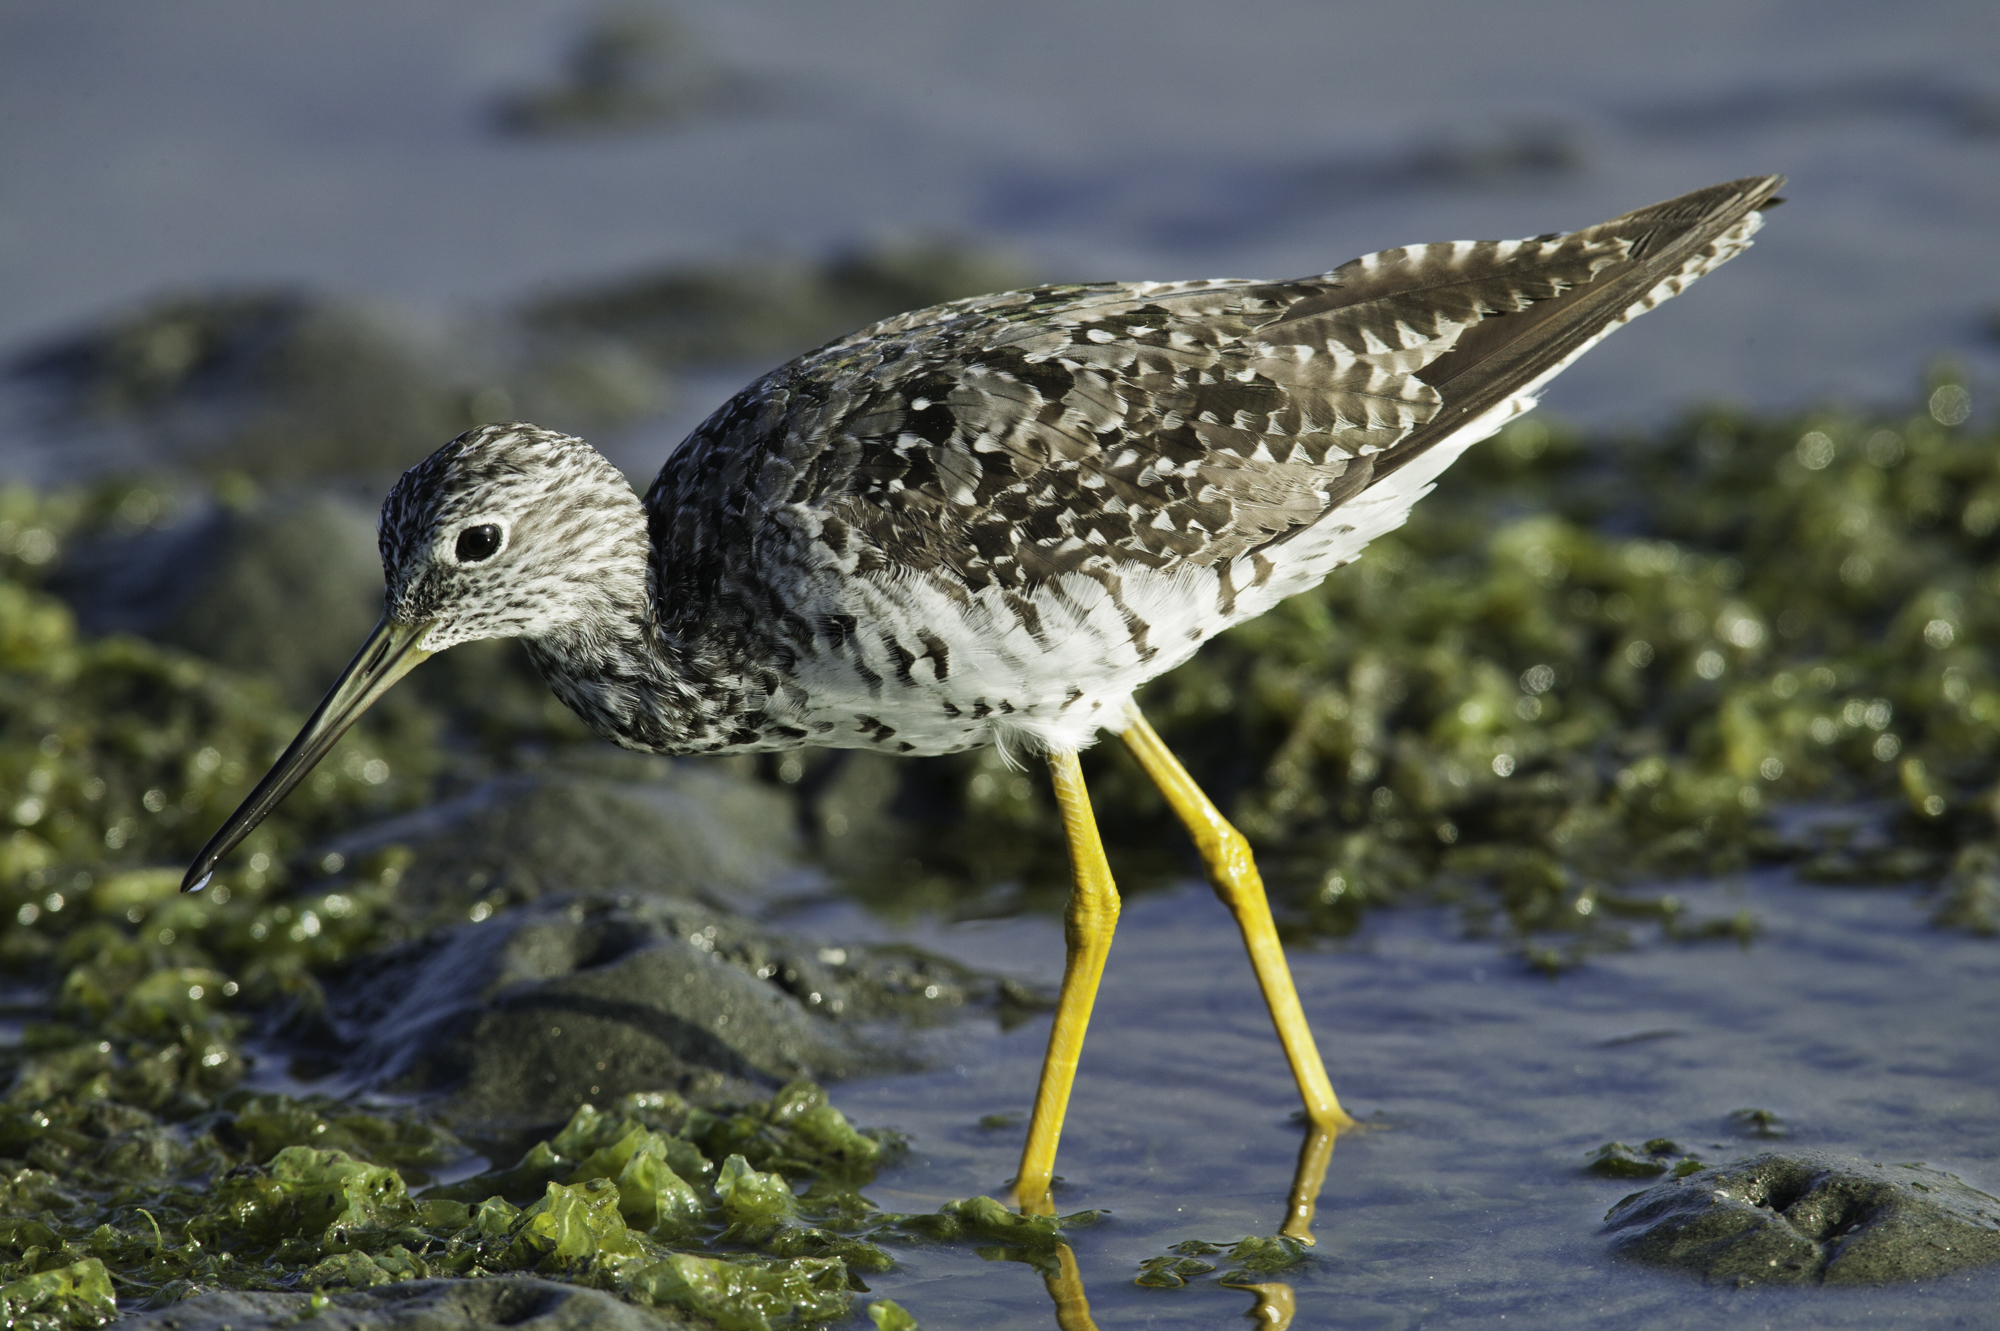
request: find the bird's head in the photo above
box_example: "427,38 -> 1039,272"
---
180,422 -> 648,893
377,422 -> 650,652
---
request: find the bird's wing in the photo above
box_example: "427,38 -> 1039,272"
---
651,176 -> 1781,598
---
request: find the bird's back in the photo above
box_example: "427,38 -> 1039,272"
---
638,176 -> 1781,756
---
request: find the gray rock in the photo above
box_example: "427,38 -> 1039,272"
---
790,747 -> 1059,905
329,889 -> 980,1132
58,486 -> 581,732
121,1276 -> 694,1330
521,240 -> 1032,373
804,749 -> 910,869
291,759 -> 1001,1130
10,289 -> 664,481
340,894 -> 857,1123
154,494 -> 385,709
493,7 -> 737,135
323,765 -> 803,930
1604,1150 -> 2000,1285
51,488 -> 409,711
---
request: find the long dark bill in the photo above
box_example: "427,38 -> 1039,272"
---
181,617 -> 432,893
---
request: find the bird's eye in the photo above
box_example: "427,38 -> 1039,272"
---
455,524 -> 503,563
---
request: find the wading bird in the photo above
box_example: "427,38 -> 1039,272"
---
184,175 -> 1782,1228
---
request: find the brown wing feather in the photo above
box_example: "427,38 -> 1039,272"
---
647,177 -> 1781,605
1380,174 -> 1785,481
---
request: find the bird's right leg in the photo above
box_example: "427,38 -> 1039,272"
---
1118,707 -> 1353,1240
1118,708 -> 1351,1130
1014,748 -> 1121,1212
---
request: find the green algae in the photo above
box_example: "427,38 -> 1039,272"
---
1132,1234 -> 1307,1292
1587,1142 -> 1673,1178
564,1126 -> 707,1238
1728,1107 -> 1788,1139
1587,1139 -> 1707,1180
866,1298 -> 919,1330
205,1145 -> 419,1243
0,1072 -> 1007,1325
714,1155 -> 801,1243
0,487 -> 435,1132
0,1255 -> 116,1329
633,1252 -> 851,1331
0,502 -> 931,1323
222,1093 -> 465,1177
684,1081 -> 890,1186
0,483 -> 430,920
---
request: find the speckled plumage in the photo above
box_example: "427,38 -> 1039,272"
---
378,177 -> 1782,760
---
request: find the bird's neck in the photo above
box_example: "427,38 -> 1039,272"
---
522,576 -> 774,756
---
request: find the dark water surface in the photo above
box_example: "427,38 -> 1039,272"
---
806,875 -> 2000,1327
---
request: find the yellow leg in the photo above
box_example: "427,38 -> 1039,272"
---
1014,749 -> 1122,1211
1120,707 -> 1356,1139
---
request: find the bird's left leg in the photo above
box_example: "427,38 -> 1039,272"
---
1119,706 -> 1355,1238
1014,748 -> 1121,1212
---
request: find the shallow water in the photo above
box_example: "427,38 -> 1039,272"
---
804,874 -> 2000,1327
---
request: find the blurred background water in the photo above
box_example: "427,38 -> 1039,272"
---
2,0 -> 1997,483
3,4 -> 1999,1328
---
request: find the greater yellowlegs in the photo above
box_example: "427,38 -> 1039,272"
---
183,176 -> 1783,1221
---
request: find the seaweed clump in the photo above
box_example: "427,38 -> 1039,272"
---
0,482 -> 437,1127
1132,1234 -> 1306,1290
0,1066 -> 1071,1328
0,483 -> 430,895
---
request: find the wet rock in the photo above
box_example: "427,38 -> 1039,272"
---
1406,121 -> 1586,187
802,750 -> 908,867
120,1275 -> 697,1329
56,484 -> 586,735
11,292 -> 483,478
153,495 -> 382,707
288,761 -> 1001,1129
320,765 -> 802,930
1933,840 -> 2000,935
9,289 -> 663,480
790,747 -> 1070,914
494,7 -> 737,135
59,492 -> 382,709
1604,1150 -> 2000,1284
522,240 -> 1031,372
1587,1140 -> 1680,1178
1726,1107 -> 1788,1139
329,890 -> 978,1131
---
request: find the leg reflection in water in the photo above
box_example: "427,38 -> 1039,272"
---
1038,1242 -> 1300,1331
1235,1282 -> 1297,1330
1027,1120 -> 1342,1329
1282,1121 -> 1340,1245
1041,1242 -> 1099,1331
